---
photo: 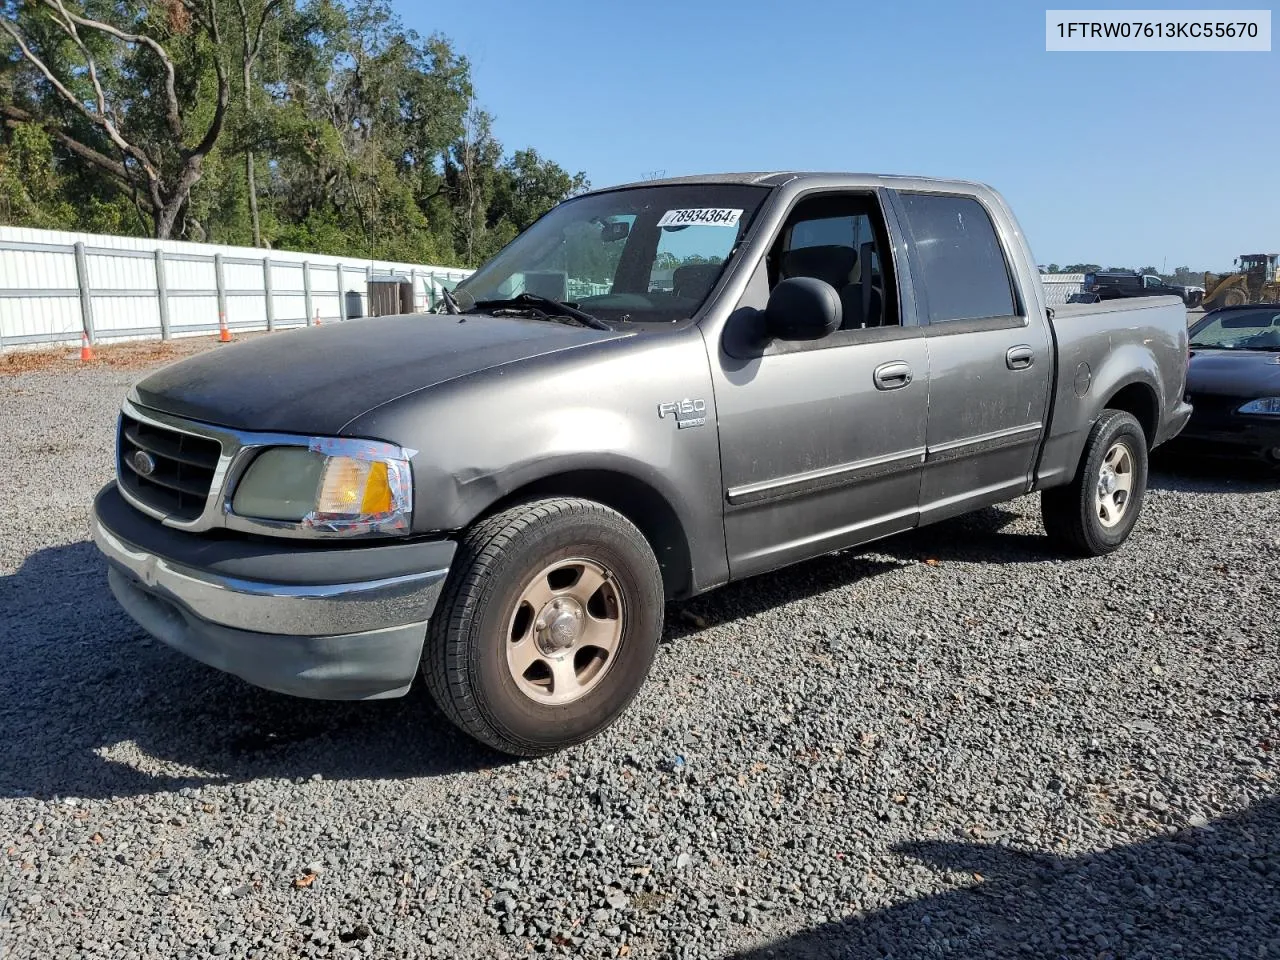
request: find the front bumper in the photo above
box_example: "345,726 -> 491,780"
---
92,483 -> 455,700
1173,407 -> 1280,462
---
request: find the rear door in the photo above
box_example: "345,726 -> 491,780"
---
888,190 -> 1053,524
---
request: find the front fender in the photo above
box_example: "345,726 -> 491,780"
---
343,327 -> 729,593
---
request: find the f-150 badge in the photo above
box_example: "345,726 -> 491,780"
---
658,398 -> 707,429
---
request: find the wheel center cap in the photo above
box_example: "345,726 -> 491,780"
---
1099,466 -> 1117,496
535,597 -> 584,654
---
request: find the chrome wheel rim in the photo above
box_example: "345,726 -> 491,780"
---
506,558 -> 623,705
1096,441 -> 1135,529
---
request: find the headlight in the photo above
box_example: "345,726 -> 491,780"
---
230,438 -> 413,536
1238,398 -> 1280,416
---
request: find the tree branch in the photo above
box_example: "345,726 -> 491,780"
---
0,15 -> 151,175
237,0 -> 283,69
41,0 -> 184,141
187,0 -> 229,160
0,102 -> 149,205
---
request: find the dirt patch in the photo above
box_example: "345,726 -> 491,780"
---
1,333 -> 268,375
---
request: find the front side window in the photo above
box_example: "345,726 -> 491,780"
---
765,194 -> 898,330
897,193 -> 1017,323
453,184 -> 770,323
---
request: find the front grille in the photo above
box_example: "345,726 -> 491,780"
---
118,414 -> 222,521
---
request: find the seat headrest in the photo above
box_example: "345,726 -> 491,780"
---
672,263 -> 722,298
780,245 -> 857,289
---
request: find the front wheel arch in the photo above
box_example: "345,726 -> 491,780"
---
464,469 -> 694,600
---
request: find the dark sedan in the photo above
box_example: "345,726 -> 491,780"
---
1177,305 -> 1280,467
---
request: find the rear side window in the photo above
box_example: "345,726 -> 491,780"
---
897,193 -> 1017,323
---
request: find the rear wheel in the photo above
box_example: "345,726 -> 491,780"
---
422,497 -> 663,757
1223,288 -> 1248,307
1042,409 -> 1148,556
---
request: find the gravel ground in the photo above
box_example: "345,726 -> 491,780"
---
1,353 -> 1278,959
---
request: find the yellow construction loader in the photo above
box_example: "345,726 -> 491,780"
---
1202,253 -> 1280,310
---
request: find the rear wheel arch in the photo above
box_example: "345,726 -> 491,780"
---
1101,380 -> 1159,448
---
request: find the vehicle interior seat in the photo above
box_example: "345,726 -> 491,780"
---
672,263 -> 722,302
779,244 -> 884,329
838,241 -> 885,330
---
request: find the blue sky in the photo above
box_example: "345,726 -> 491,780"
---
401,0 -> 1277,271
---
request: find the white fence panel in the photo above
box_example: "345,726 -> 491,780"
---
168,257 -> 217,292
0,226 -> 472,349
171,296 -> 221,336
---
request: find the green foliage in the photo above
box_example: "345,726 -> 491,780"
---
0,122 -> 75,229
0,0 -> 587,266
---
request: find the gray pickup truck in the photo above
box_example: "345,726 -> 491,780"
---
92,172 -> 1192,756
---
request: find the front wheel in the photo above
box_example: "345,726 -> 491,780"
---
422,497 -> 664,757
1042,409 -> 1149,556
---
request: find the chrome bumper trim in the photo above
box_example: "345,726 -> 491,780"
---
92,515 -> 447,637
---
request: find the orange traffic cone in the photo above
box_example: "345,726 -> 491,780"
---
79,332 -> 93,362
217,312 -> 232,343
313,308 -> 321,326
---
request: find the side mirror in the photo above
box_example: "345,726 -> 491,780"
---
765,277 -> 841,341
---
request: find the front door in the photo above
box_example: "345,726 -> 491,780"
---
712,191 -> 930,580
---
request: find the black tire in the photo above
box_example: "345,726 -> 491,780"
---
422,497 -> 663,757
1042,409 -> 1149,557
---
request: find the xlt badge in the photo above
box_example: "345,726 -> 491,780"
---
657,398 -> 707,429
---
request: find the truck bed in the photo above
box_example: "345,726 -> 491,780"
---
1037,295 -> 1190,488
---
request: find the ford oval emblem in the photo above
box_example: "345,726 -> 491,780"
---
131,450 -> 157,477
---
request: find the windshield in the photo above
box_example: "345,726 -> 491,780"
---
452,184 -> 771,323
1189,308 -> 1280,350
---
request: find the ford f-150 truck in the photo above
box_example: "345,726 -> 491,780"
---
91,173 -> 1192,756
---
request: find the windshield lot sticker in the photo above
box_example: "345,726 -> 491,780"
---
657,208 -> 743,228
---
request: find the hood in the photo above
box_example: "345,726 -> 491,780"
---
1187,348 -> 1280,398
131,313 -> 628,435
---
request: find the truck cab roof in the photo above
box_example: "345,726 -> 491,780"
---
590,171 -> 995,195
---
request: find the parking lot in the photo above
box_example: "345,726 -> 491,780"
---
1,351 -> 1278,959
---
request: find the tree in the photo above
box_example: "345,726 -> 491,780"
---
1,0 -> 232,239
0,121 -> 73,228
0,0 -> 588,265
229,0 -> 283,246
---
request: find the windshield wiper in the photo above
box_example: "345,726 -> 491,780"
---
471,293 -> 612,331
438,285 -> 462,315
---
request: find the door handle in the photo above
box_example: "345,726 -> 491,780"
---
873,361 -> 913,390
1006,345 -> 1035,370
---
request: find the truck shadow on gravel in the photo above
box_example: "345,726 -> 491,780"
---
0,542 -> 505,801
666,506 -> 1051,640
5,508 -> 1047,799
729,795 -> 1280,959
0,471 -> 1255,801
